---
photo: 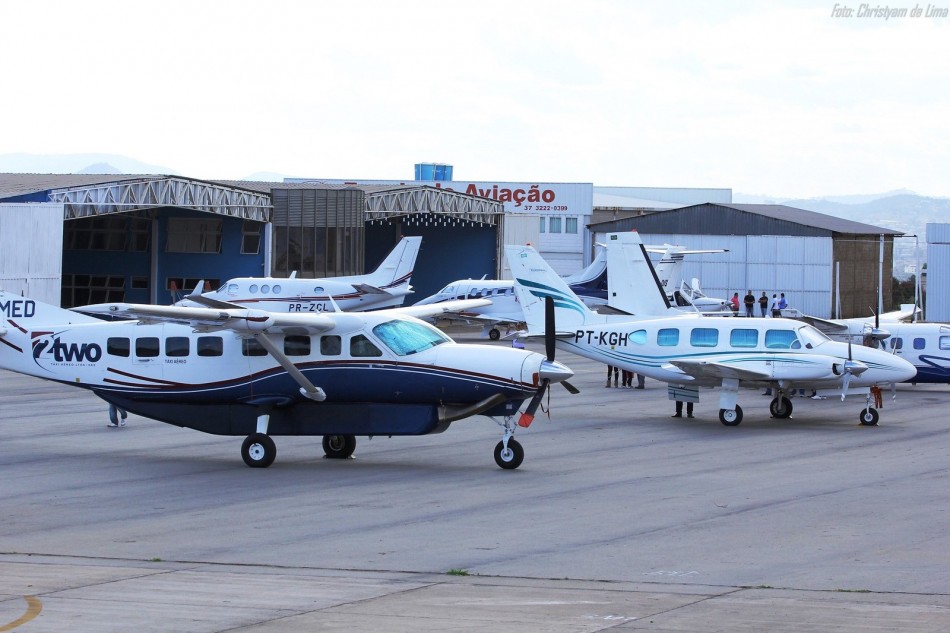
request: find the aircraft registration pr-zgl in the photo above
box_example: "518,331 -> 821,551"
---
0,289 -> 575,469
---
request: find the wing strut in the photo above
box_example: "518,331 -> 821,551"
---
253,333 -> 327,402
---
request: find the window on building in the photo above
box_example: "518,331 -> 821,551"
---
61,274 -> 125,307
539,217 -> 546,233
242,221 -> 263,254
548,217 -> 562,233
565,217 -> 578,234
166,218 -> 223,254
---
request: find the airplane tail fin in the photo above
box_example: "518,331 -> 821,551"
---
605,232 -> 676,316
363,236 -> 423,292
504,244 -> 603,335
1,290 -> 102,328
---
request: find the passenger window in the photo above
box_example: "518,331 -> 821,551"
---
350,334 -> 383,357
730,329 -> 758,348
136,337 -> 160,358
914,337 -> 925,350
249,284 -> 259,293
166,336 -> 190,357
261,284 -> 270,294
657,328 -> 679,346
284,335 -> 311,356
107,337 -> 130,357
690,328 -> 718,347
320,335 -> 342,356
764,329 -> 798,349
273,285 -> 282,294
197,336 -> 223,357
890,337 -> 903,350
940,336 -> 950,351
242,338 -> 267,357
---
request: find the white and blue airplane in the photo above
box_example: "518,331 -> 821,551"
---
506,241 -> 917,427
648,244 -> 733,314
0,287 -> 575,469
179,236 -> 422,313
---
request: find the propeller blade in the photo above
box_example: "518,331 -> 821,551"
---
561,380 -> 580,395
544,296 -> 555,361
518,379 -> 550,428
840,372 -> 852,401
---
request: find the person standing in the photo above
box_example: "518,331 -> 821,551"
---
635,373 -> 645,389
758,291 -> 769,317
730,292 -> 740,315
770,294 -> 781,318
606,365 -> 618,388
778,292 -> 788,313
743,290 -> 756,317
673,400 -> 694,418
108,403 -> 127,428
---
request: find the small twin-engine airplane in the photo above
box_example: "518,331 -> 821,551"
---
0,287 -> 576,469
179,236 -> 422,313
411,277 -> 527,340
506,239 -> 917,427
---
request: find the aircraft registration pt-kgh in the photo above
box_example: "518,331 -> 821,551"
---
0,289 -> 575,469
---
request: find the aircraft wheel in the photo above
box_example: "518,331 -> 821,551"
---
719,405 -> 743,426
323,434 -> 357,459
769,397 -> 793,419
488,328 -> 501,341
494,439 -> 524,470
242,433 -> 276,468
859,408 -> 880,426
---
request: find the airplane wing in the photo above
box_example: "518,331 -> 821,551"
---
352,283 -> 388,295
794,314 -> 850,337
74,302 -> 335,334
390,298 -> 493,320
667,359 -> 772,382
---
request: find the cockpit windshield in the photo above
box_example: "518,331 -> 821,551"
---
372,319 -> 451,356
796,324 -> 830,349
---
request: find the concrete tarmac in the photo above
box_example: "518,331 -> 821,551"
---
2,329 -> 950,631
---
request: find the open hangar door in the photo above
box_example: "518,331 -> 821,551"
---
365,217 -> 498,303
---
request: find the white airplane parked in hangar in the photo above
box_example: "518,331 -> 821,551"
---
505,236 -> 917,427
178,236 -> 423,313
0,287 -> 576,469
647,244 -> 733,314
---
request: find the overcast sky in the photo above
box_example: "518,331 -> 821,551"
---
3,0 -> 948,198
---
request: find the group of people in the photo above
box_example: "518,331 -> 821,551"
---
605,365 -> 645,389
739,290 -> 788,317
606,366 -> 695,418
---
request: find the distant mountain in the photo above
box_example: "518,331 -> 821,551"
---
0,152 -> 177,175
736,191 -> 950,278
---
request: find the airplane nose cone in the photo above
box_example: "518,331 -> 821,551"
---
893,355 -> 917,383
539,359 -> 574,384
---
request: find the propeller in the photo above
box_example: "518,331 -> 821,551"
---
518,297 -> 578,428
838,337 -> 868,400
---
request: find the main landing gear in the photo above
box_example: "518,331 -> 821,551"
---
323,434 -> 357,459
718,405 -> 743,426
769,396 -> 793,419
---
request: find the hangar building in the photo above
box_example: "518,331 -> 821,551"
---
591,203 -> 902,320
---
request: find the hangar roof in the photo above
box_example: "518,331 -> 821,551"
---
590,202 -> 903,237
0,174 -> 503,225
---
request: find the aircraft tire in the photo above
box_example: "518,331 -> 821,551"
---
859,408 -> 880,426
719,405 -> 743,426
488,328 -> 501,341
494,439 -> 524,470
242,433 -> 277,468
322,434 -> 357,459
769,397 -> 793,419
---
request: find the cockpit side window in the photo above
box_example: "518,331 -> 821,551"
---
350,334 -> 383,357
765,329 -> 801,349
